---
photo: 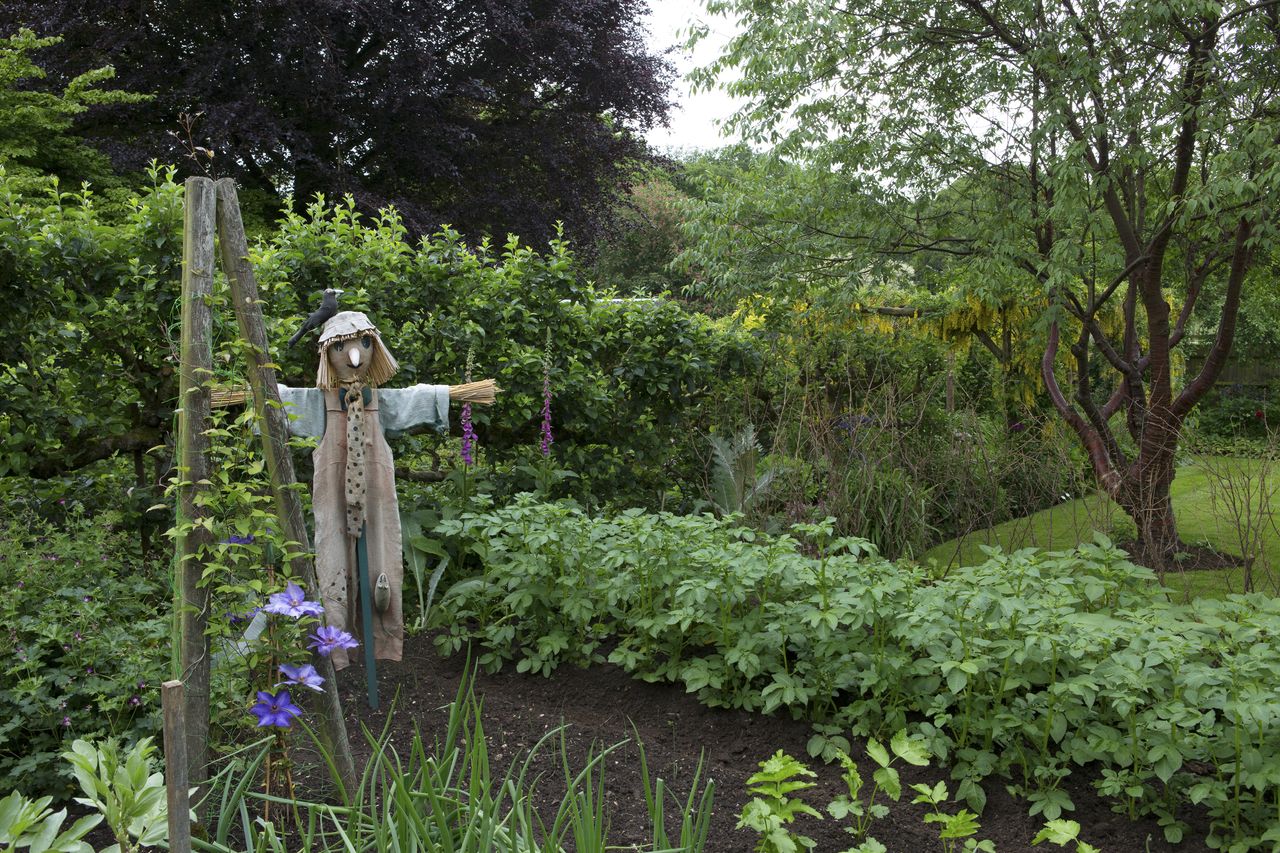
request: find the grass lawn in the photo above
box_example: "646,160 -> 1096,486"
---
922,456 -> 1280,599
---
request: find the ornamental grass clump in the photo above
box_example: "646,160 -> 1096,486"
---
198,666 -> 717,853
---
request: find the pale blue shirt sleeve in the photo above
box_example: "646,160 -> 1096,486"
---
276,385 -> 327,437
378,384 -> 451,437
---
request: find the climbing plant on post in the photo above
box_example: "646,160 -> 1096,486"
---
174,176 -> 357,805
214,178 -> 356,794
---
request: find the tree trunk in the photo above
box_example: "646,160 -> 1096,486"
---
1117,445 -> 1180,574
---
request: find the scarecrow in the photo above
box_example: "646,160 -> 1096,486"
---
277,311 -> 495,691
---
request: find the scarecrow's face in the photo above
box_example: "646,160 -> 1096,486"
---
325,334 -> 376,383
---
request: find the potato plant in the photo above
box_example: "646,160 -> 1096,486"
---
431,497 -> 1280,850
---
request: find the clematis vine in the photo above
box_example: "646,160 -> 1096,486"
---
264,582 -> 325,619
277,663 -> 325,693
249,690 -> 302,728
308,626 -> 359,657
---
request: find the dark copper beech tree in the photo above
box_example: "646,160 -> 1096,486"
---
0,0 -> 672,245
691,0 -> 1279,569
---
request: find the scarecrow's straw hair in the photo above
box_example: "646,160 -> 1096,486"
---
316,330 -> 399,389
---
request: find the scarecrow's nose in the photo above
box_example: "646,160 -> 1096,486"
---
349,348 -> 361,368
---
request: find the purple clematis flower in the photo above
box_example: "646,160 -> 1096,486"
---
277,663 -> 325,693
308,626 -> 359,657
223,533 -> 256,545
249,690 -> 302,728
264,582 -> 325,619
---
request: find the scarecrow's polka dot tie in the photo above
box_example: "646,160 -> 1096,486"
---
343,382 -> 367,538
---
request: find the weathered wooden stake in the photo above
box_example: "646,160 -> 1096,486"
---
214,177 -> 357,795
175,176 -> 216,813
161,680 -> 192,853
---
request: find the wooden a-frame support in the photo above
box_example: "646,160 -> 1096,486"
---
174,176 -> 357,809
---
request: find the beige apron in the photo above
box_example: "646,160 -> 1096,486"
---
312,387 -> 403,670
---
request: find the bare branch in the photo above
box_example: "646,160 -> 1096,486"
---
1174,217 -> 1254,416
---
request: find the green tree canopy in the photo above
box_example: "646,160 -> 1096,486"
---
690,0 -> 1280,567
0,29 -> 145,192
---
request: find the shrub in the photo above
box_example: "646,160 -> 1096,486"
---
0,510 -> 168,797
0,171 -> 759,513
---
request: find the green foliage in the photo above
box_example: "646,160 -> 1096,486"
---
61,737 -> 172,853
738,751 -> 822,853
1190,389 -> 1278,441
824,730 -> 931,850
0,511 -> 168,798
590,167 -> 691,296
429,499 -> 1280,849
0,166 -> 184,487
253,200 -> 759,507
0,789 -> 100,853
706,425 -> 780,517
0,29 -> 147,195
1032,819 -> 1100,853
738,733 -> 999,853
694,291 -> 1085,558
0,167 -> 757,512
910,781 -> 991,853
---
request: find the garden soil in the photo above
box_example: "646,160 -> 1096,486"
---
328,632 -> 1211,853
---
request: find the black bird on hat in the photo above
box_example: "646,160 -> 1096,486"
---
287,288 -> 343,347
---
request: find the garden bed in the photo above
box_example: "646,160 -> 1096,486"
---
331,633 -> 1206,852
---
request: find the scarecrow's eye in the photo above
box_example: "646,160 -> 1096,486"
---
334,341 -> 345,352
361,335 -> 372,349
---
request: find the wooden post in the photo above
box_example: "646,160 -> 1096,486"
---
214,178 -> 357,795
175,176 -> 216,812
355,528 -> 379,709
162,681 -> 192,853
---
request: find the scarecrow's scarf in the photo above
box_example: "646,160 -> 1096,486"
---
342,381 -> 367,537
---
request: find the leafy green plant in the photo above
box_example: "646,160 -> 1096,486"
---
0,790 -> 101,853
910,781 -> 991,853
428,499 -> 1280,850
738,732 -> 999,853
824,730 -> 929,851
0,510 -> 168,797
738,750 -> 823,853
706,424 -> 780,517
61,737 -> 175,853
1032,819 -> 1100,853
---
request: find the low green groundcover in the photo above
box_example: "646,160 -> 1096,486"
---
429,498 -> 1280,851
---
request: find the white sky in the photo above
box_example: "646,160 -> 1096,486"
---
641,0 -> 744,153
